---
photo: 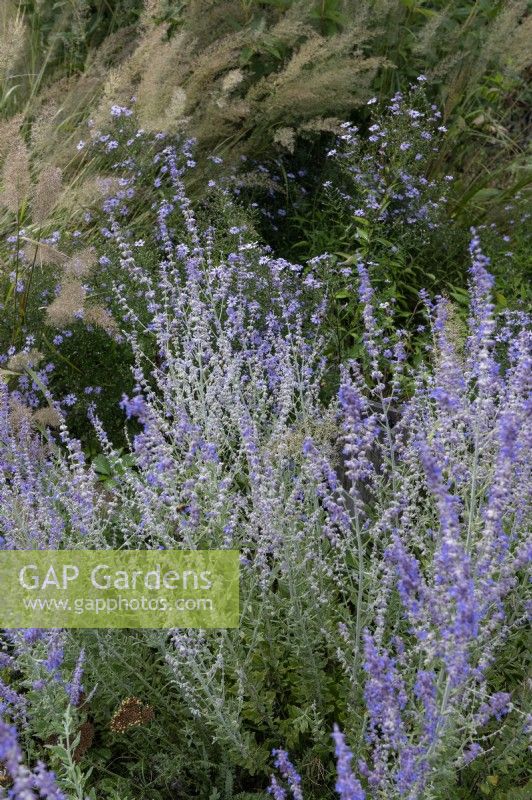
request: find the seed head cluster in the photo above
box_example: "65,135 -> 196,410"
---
109,697 -> 155,734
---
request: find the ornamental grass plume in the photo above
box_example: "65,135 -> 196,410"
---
45,281 -> 86,328
31,165 -> 63,226
83,304 -> 119,337
0,135 -> 31,214
0,4 -> 26,82
31,406 -> 62,429
63,248 -> 96,280
6,348 -> 44,373
22,240 -> 68,268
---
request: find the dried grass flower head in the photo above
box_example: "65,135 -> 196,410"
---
32,406 -> 62,429
64,248 -> 97,279
45,281 -> 86,328
31,164 -> 63,225
7,397 -> 33,432
0,3 -> 26,81
7,349 -> 44,373
84,304 -> 119,336
0,134 -> 31,214
0,114 -> 24,163
22,238 -> 69,268
221,68 -> 244,94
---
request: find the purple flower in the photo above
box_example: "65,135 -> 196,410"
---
463,743 -> 483,765
332,726 -> 366,800
477,692 -> 511,725
67,649 -> 85,707
272,750 -> 303,800
269,776 -> 287,800
0,720 -> 66,799
120,393 -> 148,423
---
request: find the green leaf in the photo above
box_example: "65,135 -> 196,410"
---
239,46 -> 254,66
0,368 -> 18,381
495,291 -> 508,308
92,455 -> 112,475
470,188 -> 500,202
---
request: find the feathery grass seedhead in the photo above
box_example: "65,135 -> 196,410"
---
45,280 -> 86,327
31,164 -> 63,225
0,135 -> 30,214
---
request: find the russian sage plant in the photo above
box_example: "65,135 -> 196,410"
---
0,113 -> 529,798
95,133 -> 530,792
267,236 -> 531,797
